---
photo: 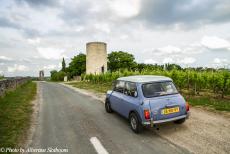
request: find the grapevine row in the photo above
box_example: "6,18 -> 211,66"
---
81,69 -> 230,97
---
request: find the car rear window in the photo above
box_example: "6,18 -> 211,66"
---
142,81 -> 178,98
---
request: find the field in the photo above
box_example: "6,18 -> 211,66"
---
81,69 -> 230,97
0,81 -> 37,148
78,69 -> 230,111
0,76 -> 4,80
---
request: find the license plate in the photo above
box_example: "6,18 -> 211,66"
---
161,107 -> 180,115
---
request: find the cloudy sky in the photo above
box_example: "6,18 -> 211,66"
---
0,0 -> 230,76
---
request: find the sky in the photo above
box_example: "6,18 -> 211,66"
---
0,0 -> 230,77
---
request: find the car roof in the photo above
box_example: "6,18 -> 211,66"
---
117,75 -> 172,83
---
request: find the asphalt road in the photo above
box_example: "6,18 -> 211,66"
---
30,82 -> 190,154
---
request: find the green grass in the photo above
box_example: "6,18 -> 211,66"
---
67,81 -> 230,112
187,97 -> 230,111
0,81 -> 37,149
68,81 -> 112,93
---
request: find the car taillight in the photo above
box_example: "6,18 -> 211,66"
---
144,109 -> 150,120
186,102 -> 189,112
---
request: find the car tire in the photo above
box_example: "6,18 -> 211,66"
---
174,118 -> 186,124
129,112 -> 143,133
105,99 -> 113,113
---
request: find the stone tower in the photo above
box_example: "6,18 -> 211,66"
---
39,70 -> 44,80
86,42 -> 107,74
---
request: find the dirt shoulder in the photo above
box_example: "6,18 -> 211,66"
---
156,107 -> 230,154
61,83 -> 230,154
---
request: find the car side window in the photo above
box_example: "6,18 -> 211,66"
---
114,81 -> 125,93
124,82 -> 138,97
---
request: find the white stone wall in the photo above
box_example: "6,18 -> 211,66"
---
86,42 -> 107,74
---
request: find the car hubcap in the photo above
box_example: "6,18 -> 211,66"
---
131,117 -> 137,130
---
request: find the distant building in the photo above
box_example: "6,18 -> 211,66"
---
86,42 -> 107,74
64,76 -> 68,82
39,70 -> 44,80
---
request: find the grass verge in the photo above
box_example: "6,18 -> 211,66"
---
187,97 -> 230,111
68,81 -> 112,93
67,81 -> 230,112
0,81 -> 37,149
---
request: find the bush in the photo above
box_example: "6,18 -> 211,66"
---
50,70 -> 66,81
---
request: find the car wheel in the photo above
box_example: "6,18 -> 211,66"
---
129,113 -> 143,133
105,99 -> 113,113
174,118 -> 186,124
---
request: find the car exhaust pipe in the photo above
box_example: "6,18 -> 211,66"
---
153,124 -> 160,130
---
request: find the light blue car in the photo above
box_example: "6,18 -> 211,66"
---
105,75 -> 190,133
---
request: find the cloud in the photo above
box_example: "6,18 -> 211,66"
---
213,58 -> 228,64
201,36 -> 230,50
109,0 -> 141,18
157,45 -> 182,55
94,23 -> 111,34
27,37 -> 41,45
183,43 -> 204,54
212,58 -> 229,68
58,1 -> 95,26
144,59 -> 157,64
138,0 -> 230,28
0,56 -> 13,61
74,26 -> 84,32
159,56 -> 196,65
181,57 -> 196,64
37,47 -> 66,59
16,0 -> 58,8
120,34 -> 129,40
7,64 -> 29,73
163,57 -> 174,64
0,17 -> 20,29
154,44 -> 202,55
43,64 -> 57,70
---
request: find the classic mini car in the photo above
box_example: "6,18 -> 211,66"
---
105,75 -> 190,133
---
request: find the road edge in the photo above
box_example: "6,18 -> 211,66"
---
22,81 -> 42,153
59,82 -> 106,103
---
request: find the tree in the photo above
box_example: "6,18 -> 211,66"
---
50,70 -> 66,81
50,70 -> 58,81
164,63 -> 182,71
108,51 -> 136,72
68,53 -> 86,77
62,57 -> 66,72
136,63 -> 164,72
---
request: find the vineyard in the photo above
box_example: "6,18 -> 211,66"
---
81,69 -> 230,98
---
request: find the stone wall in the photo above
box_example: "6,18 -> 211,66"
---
0,77 -> 30,97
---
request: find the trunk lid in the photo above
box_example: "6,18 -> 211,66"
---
148,94 -> 187,121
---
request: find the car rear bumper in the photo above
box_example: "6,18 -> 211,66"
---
142,112 -> 190,126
